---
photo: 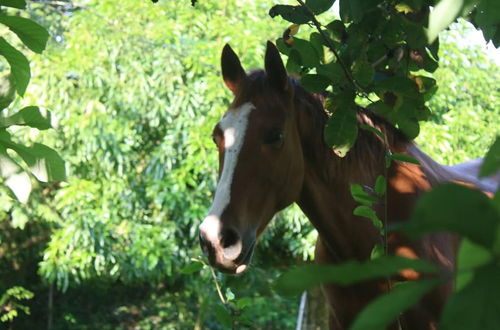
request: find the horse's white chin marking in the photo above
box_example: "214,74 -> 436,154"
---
200,102 -> 255,235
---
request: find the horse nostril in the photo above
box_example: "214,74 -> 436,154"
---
221,228 -> 242,260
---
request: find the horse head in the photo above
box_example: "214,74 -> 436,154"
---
198,42 -> 305,274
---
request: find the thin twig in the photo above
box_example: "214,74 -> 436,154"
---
209,266 -> 226,304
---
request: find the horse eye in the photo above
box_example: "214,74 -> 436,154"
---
263,129 -> 284,148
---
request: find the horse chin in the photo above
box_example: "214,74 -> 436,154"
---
216,240 -> 255,275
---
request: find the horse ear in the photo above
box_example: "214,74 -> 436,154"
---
221,44 -> 246,94
265,41 -> 288,92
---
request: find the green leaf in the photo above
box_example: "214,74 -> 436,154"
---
440,263 -> 500,330
375,175 -> 386,196
397,184 -> 500,251
326,20 -> 346,42
286,49 -> 302,75
0,0 -> 26,9
390,153 -> 420,165
0,137 -> 66,182
474,0 -> 500,46
351,59 -> 374,87
1,106 -> 51,130
324,93 -> 358,157
375,76 -> 419,97
317,61 -> 344,84
290,38 -> 320,68
455,239 -> 492,291
276,38 -> 291,56
0,74 -> 16,110
370,243 -> 384,260
396,116 -> 420,140
339,0 -> 383,23
236,297 -> 251,309
354,205 -> 383,229
300,74 -> 330,93
306,0 -> 335,15
350,279 -> 439,330
0,143 -> 31,203
309,32 -> 324,61
269,5 -> 311,24
214,304 -> 232,328
180,261 -> 204,274
225,287 -> 235,301
350,184 -> 379,206
479,137 -> 500,178
274,256 -> 437,296
427,0 -> 477,44
0,15 -> 49,54
0,37 -> 30,96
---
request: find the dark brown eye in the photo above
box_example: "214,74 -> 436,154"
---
263,128 -> 284,148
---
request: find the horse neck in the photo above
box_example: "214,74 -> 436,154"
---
294,102 -> 390,261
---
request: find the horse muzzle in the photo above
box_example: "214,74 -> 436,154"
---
198,215 -> 255,274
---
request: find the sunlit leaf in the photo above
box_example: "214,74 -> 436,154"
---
0,144 -> 31,203
0,74 -> 16,110
0,37 -> 30,96
427,0 -> 477,44
1,106 -> 51,130
354,205 -> 383,229
350,184 -> 379,206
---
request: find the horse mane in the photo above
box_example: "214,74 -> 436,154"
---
289,76 -> 411,183
235,70 -> 497,192
289,75 -> 498,192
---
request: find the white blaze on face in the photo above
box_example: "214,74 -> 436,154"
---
199,102 -> 255,242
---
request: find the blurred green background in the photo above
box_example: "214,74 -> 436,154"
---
0,0 -> 498,328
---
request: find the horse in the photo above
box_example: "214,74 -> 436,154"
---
198,41 -> 499,329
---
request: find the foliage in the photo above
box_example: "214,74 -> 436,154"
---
271,0 -> 500,328
0,286 -> 34,323
0,0 -> 65,203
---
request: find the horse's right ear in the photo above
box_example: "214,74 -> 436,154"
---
221,44 -> 246,94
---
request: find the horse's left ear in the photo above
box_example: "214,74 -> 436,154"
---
265,41 -> 288,92
221,44 -> 246,95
